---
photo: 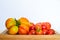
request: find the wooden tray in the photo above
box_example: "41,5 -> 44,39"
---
0,30 -> 60,40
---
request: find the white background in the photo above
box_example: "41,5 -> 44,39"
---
0,0 -> 60,33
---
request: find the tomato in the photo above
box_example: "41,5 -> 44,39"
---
42,22 -> 51,30
18,24 -> 29,35
36,22 -> 51,30
47,29 -> 55,35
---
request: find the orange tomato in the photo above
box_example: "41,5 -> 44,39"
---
18,17 -> 29,23
5,18 -> 16,29
18,24 -> 29,35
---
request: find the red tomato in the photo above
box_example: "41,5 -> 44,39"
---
42,22 -> 51,30
47,29 -> 55,35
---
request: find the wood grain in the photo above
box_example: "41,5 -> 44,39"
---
0,30 -> 60,40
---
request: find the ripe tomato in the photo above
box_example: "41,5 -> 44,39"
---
47,29 -> 55,35
18,24 -> 29,35
42,22 -> 51,30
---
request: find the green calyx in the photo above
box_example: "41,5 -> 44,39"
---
15,18 -> 20,26
36,29 -> 40,32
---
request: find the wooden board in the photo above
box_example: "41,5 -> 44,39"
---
0,30 -> 60,40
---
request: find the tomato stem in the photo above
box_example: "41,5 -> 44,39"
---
15,18 -> 20,26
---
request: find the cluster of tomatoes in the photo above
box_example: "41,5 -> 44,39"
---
5,17 -> 55,35
18,17 -> 55,35
27,22 -> 55,35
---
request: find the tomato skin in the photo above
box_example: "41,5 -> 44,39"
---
18,24 -> 29,35
18,27 -> 27,35
47,29 -> 55,35
42,22 -> 51,30
42,25 -> 47,29
29,22 -> 35,31
36,29 -> 43,35
28,23 -> 36,35
42,29 -> 47,35
35,23 -> 42,30
28,30 -> 36,35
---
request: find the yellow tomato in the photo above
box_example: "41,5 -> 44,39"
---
8,26 -> 18,35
